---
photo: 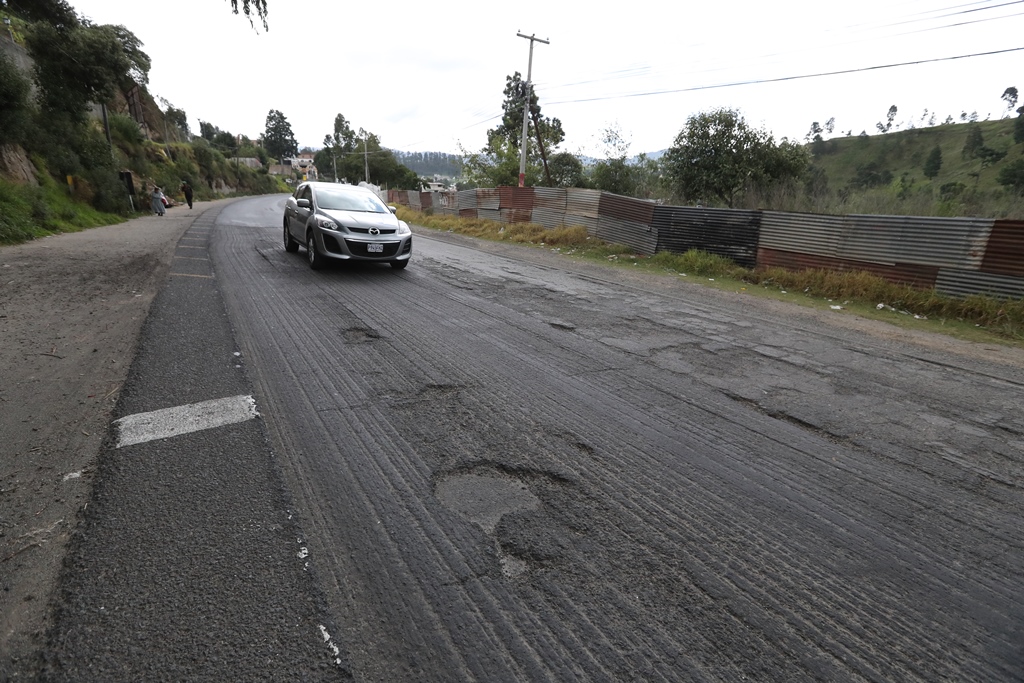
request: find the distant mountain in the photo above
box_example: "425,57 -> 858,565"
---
391,150 -> 463,178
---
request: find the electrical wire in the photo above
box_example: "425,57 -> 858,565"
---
541,46 -> 1024,106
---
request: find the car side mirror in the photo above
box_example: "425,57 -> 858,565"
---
388,205 -> 398,214
297,198 -> 311,208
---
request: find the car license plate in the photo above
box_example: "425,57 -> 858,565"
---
367,243 -> 383,253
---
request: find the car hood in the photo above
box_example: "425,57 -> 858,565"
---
321,209 -> 400,230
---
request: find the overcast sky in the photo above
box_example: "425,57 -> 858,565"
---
66,0 -> 1024,158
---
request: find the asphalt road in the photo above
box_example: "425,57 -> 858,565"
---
44,195 -> 1024,681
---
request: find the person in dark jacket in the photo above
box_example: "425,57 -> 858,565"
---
180,181 -> 194,209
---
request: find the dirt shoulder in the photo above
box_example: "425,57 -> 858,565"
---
0,199 -> 233,680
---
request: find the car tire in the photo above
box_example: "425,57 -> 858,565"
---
390,260 -> 409,270
307,229 -> 325,270
284,221 -> 299,253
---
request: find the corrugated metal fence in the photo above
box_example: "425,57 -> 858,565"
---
388,188 -> 1024,299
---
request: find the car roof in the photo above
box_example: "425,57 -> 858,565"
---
305,182 -> 373,193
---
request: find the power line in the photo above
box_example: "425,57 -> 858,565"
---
543,46 -> 1024,106
537,2 -> 1020,95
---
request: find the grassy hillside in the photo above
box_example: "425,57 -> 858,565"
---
795,117 -> 1024,218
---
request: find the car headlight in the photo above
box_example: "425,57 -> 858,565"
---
316,216 -> 338,230
397,221 -> 411,235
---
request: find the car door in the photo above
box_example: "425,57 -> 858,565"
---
286,184 -> 310,240
294,184 -> 313,241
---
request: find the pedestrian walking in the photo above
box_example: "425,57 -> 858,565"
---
150,186 -> 165,216
180,180 -> 194,209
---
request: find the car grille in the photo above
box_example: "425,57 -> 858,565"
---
349,227 -> 397,234
345,240 -> 401,257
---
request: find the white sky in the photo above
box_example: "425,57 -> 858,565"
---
67,0 -> 1024,158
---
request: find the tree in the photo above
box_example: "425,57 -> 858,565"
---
1016,106 -> 1024,144
461,136 -> 535,188
212,131 -> 238,156
25,22 -> 140,120
977,146 -> 1007,169
662,107 -> 808,207
876,105 -> 897,133
100,24 -> 151,89
198,121 -> 221,141
165,106 -> 190,139
805,121 -> 823,142
6,0 -> 78,30
961,124 -> 984,160
923,145 -> 943,179
263,109 -> 297,160
0,52 -> 31,144
997,159 -> 1024,194
547,152 -> 585,188
850,162 -> 893,189
590,123 -> 636,195
631,153 -> 665,200
229,0 -> 269,30
485,72 -> 565,185
316,113 -> 359,180
1002,87 -> 1018,115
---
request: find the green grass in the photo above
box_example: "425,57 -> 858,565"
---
0,173 -> 126,244
399,207 -> 1024,345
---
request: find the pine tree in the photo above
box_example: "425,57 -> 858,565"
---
923,146 -> 942,179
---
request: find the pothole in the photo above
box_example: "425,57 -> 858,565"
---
342,327 -> 381,343
435,473 -> 540,533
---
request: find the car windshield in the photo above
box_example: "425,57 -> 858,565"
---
316,188 -> 389,213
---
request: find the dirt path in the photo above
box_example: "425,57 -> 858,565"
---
0,200 -> 232,680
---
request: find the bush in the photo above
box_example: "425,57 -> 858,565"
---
108,113 -> 144,147
0,53 -> 31,145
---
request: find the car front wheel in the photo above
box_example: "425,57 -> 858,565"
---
306,229 -> 325,270
284,221 -> 299,253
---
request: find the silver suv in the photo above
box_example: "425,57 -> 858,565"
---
283,182 -> 412,270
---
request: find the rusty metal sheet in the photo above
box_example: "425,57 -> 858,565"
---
756,247 -> 939,288
566,189 -> 602,218
500,208 -> 533,224
982,220 -> 1024,277
459,208 -> 478,219
653,206 -> 760,268
534,187 -> 567,211
419,192 -> 433,209
478,208 -> 501,222
563,214 -> 599,234
594,216 -> 657,255
499,186 -> 535,210
477,188 -> 500,211
936,267 -> 1024,299
843,214 -> 992,269
531,207 -> 566,229
457,189 -> 477,210
599,192 -> 655,225
760,211 -> 844,258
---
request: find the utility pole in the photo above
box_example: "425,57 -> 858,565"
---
364,135 -> 369,184
516,31 -> 549,188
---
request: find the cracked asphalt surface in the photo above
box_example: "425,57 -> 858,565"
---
3,194 -> 1023,680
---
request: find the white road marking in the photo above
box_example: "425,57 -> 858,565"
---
114,394 -> 259,448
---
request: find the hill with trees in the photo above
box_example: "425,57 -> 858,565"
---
0,0 -> 423,245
